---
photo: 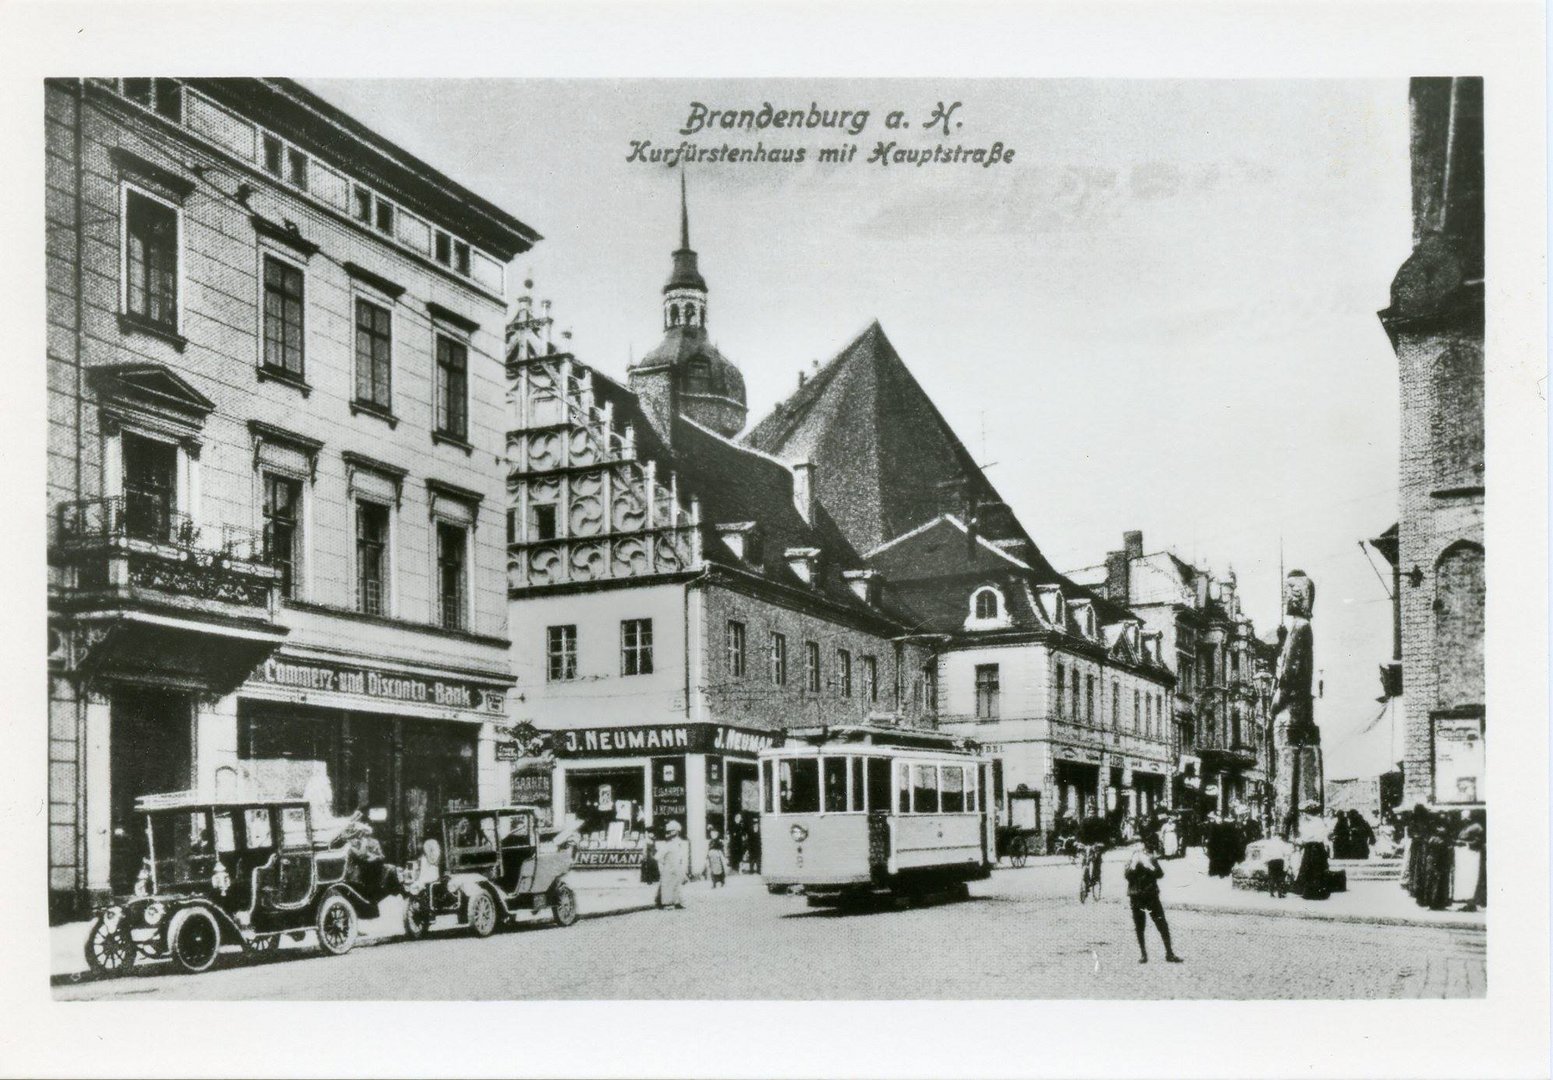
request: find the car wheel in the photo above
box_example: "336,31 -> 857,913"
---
167,907 -> 222,974
315,893 -> 357,956
552,883 -> 579,928
468,889 -> 499,938
403,898 -> 430,940
84,915 -> 136,976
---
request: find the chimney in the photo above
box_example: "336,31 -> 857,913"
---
1105,549 -> 1130,605
792,461 -> 817,523
1123,530 -> 1143,560
843,569 -> 881,605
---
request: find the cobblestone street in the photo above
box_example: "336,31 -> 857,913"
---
53,860 -> 1484,1001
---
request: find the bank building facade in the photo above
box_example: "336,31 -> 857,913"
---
45,78 -> 536,918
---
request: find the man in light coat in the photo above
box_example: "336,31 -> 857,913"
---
655,820 -> 691,910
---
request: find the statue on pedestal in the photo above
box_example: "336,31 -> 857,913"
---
1272,570 -> 1324,838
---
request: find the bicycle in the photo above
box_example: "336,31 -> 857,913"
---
1078,843 -> 1104,903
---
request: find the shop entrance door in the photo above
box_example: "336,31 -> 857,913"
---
400,722 -> 478,862
724,761 -> 759,835
109,687 -> 191,895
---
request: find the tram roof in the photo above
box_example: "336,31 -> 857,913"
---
765,724 -> 988,756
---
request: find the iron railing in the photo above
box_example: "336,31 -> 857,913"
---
55,496 -> 272,563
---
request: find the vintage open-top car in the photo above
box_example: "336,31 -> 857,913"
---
402,805 -> 578,938
83,793 -> 401,976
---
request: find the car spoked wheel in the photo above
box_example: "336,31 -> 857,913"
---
315,894 -> 357,956
167,907 -> 221,974
403,897 -> 431,939
84,916 -> 136,975
468,890 -> 499,938
551,883 -> 579,928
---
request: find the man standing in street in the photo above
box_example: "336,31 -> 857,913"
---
1125,838 -> 1183,964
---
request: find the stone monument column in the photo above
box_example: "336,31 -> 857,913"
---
1272,570 -> 1323,837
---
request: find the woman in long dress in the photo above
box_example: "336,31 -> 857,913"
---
655,820 -> 691,910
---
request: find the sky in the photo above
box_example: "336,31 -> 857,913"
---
308,78 -> 1414,780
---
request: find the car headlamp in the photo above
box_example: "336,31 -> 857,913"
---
789,824 -> 809,842
143,901 -> 165,926
211,866 -> 231,894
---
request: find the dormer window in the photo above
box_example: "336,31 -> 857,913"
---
965,585 -> 1011,630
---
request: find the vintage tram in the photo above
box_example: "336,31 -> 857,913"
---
758,726 -> 997,906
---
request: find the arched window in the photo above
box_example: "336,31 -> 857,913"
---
972,586 -> 1001,621
1434,541 -> 1484,708
668,303 -> 680,327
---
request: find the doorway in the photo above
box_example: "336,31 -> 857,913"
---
109,686 -> 192,894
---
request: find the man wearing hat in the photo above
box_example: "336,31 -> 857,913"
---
655,820 -> 691,910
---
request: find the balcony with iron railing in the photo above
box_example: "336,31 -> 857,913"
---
51,495 -> 283,616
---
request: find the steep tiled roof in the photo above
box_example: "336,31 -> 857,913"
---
744,321 -> 1023,556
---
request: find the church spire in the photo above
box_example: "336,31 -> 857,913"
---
663,168 -> 707,326
679,167 -> 691,251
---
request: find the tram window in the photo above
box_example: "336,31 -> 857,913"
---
779,758 -> 820,813
941,765 -> 966,812
967,768 -> 978,812
896,762 -> 911,813
868,757 -> 891,813
761,760 -> 774,813
850,758 -> 866,812
911,764 -> 939,813
822,757 -> 849,813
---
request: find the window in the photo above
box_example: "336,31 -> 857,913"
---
352,185 -> 372,224
911,764 -> 939,813
1055,663 -> 1066,717
867,757 -> 891,812
355,501 -> 389,615
435,335 -> 468,439
1434,543 -> 1485,708
434,230 -> 453,266
375,198 -> 396,236
850,758 -> 865,812
263,132 -> 284,177
863,656 -> 878,702
1085,675 -> 1095,724
1145,694 -> 1153,737
805,641 -> 821,693
975,664 -> 1000,720
547,625 -> 577,682
896,762 -> 911,813
1112,680 -> 1121,729
1134,690 -> 1141,733
121,78 -> 181,121
287,147 -> 309,191
261,255 -> 305,376
973,587 -> 1000,620
529,502 -> 557,541
777,758 -> 819,814
1072,668 -> 1082,719
354,298 -> 392,410
121,431 -> 177,542
506,508 -> 517,546
769,632 -> 788,686
124,188 -> 178,329
822,757 -> 849,813
262,473 -> 302,598
837,649 -> 852,697
726,620 -> 746,677
453,239 -> 471,276
940,765 -> 966,812
621,619 -> 653,676
761,760 -> 774,813
436,522 -> 468,630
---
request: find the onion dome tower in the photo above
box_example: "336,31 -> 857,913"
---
628,171 -> 747,439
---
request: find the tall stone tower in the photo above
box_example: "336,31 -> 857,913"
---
628,171 -> 747,441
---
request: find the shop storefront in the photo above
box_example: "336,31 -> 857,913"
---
550,722 -> 778,874
237,653 -> 509,863
1053,757 -> 1102,821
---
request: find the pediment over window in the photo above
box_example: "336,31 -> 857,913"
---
90,363 -> 214,443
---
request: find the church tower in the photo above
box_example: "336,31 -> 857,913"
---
628,172 -> 747,441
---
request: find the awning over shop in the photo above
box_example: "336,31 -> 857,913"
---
72,610 -> 287,694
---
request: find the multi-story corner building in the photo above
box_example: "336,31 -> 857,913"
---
1069,531 -> 1277,822
504,184 -> 936,874
743,323 -> 1174,842
1376,77 -> 1484,810
45,78 -> 537,918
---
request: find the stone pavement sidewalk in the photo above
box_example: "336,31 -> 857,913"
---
50,868 -> 740,980
1138,849 -> 1486,931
